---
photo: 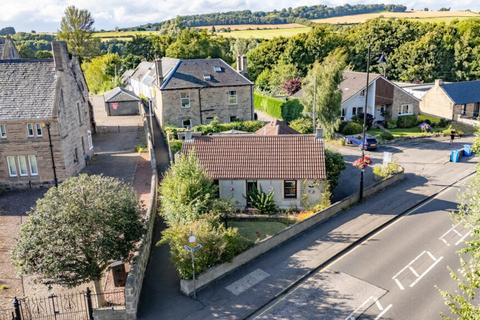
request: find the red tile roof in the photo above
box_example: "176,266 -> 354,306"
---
255,120 -> 300,135
182,135 -> 326,180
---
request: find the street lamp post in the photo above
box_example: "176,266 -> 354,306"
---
44,122 -> 58,188
359,44 -> 386,202
184,234 -> 203,299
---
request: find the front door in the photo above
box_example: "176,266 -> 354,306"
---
375,105 -> 385,122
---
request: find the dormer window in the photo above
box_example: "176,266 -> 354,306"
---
35,124 -> 43,137
213,66 -> 223,72
203,74 -> 212,81
27,123 -> 34,137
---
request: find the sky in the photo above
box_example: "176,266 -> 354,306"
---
2,0 -> 480,32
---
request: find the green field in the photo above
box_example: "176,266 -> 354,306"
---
93,30 -> 158,41
216,27 -> 311,39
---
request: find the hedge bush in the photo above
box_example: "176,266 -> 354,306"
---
325,149 -> 346,190
341,121 -> 363,135
289,117 -> 313,134
380,130 -> 394,140
396,115 -> 418,128
373,163 -> 401,179
254,92 -> 303,122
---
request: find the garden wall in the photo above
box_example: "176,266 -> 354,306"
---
180,170 -> 405,295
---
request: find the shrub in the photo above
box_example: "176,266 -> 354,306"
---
158,214 -> 251,279
281,99 -> 304,122
385,120 -> 397,129
169,139 -> 183,155
438,118 -> 451,128
396,115 -> 418,128
246,187 -> 278,215
373,162 -> 402,179
325,149 -> 346,190
442,125 -> 464,137
311,183 -> 332,212
289,117 -> 313,134
352,113 -> 374,129
380,130 -> 394,140
135,144 -> 147,153
472,129 -> 480,154
419,122 -> 432,132
341,121 -> 363,135
418,114 -> 442,126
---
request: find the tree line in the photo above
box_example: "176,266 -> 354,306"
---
126,4 -> 407,31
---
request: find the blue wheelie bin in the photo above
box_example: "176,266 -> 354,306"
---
464,144 -> 473,157
450,149 -> 460,162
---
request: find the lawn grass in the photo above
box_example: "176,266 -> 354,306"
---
229,220 -> 291,242
368,126 -> 446,138
216,27 -> 311,39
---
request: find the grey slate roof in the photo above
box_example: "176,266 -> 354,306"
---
0,59 -> 57,121
441,80 -> 480,105
104,87 -> 140,102
0,37 -> 20,60
160,58 -> 252,90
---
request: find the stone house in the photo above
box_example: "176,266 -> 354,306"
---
128,57 -> 254,128
182,127 -> 326,210
419,79 -> 480,125
0,36 -> 20,60
104,87 -> 141,116
0,41 -> 93,189
294,71 -> 420,124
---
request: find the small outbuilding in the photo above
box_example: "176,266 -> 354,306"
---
104,87 -> 142,116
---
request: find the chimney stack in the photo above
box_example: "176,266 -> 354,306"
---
241,55 -> 248,76
51,41 -> 68,71
184,130 -> 193,141
435,79 -> 444,87
155,58 -> 163,86
315,128 -> 323,140
236,55 -> 242,73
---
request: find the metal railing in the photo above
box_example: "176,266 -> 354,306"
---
0,288 -> 124,320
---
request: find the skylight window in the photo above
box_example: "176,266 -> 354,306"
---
203,74 -> 212,81
213,66 -> 223,72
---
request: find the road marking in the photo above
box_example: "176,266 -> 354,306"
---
439,223 -> 472,246
225,269 -> 270,296
345,296 -> 393,320
374,304 -> 393,320
392,250 -> 444,290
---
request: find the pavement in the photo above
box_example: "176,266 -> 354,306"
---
137,136 -> 477,319
253,173 -> 472,320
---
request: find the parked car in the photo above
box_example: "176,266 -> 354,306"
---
345,135 -> 378,150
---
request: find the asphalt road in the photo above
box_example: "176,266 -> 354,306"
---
252,176 -> 471,320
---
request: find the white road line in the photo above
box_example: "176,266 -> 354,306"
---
408,266 -> 419,277
375,299 -> 383,311
374,304 -> 393,320
455,230 -> 472,246
392,250 -> 427,279
394,278 -> 405,290
345,296 -> 376,320
409,256 -> 444,288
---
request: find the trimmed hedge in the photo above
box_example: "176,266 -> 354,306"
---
341,122 -> 363,135
254,92 -> 303,122
396,115 -> 418,128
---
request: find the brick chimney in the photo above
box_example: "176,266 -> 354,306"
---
155,58 -> 163,86
51,41 -> 69,71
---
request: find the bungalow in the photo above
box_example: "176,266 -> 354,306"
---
182,127 -> 326,210
294,71 -> 420,124
420,79 -> 480,125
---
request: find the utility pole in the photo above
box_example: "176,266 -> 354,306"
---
359,44 -> 371,202
45,122 -> 58,187
312,75 -> 317,130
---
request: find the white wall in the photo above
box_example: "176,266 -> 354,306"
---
342,82 -> 376,121
219,179 -> 324,210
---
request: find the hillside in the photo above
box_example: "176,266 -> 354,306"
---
124,3 -> 406,31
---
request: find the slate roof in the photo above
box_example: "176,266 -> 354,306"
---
0,37 -> 20,60
160,58 -> 253,90
255,120 -> 300,135
182,135 -> 326,180
104,87 -> 140,102
441,80 -> 480,105
0,59 -> 57,121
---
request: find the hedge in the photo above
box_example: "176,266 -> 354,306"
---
396,115 -> 418,128
254,92 -> 303,122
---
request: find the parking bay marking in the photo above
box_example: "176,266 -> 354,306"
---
345,296 -> 392,320
439,223 -> 471,246
392,250 -> 444,290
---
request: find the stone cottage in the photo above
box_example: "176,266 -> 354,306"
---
182,129 -> 326,210
128,57 -> 254,128
0,41 -> 93,188
420,79 -> 480,125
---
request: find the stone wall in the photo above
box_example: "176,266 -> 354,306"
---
93,308 -> 127,320
390,86 -> 420,120
420,84 -> 454,119
180,170 -> 405,295
157,85 -> 253,127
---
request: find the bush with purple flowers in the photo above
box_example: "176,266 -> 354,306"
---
419,122 -> 432,132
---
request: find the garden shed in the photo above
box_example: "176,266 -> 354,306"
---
104,87 -> 142,116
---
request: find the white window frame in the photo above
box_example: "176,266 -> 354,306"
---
27,123 -> 34,137
18,156 -> 28,176
228,90 -> 237,105
35,123 -> 43,137
399,104 -> 413,115
6,156 -> 17,177
180,93 -> 191,109
28,155 -> 38,176
0,124 -> 6,138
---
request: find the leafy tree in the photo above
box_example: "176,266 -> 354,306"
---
81,53 -> 122,94
160,153 -> 231,225
12,174 -> 144,301
325,149 -> 346,190
301,49 -> 347,139
0,26 -> 15,35
254,68 -> 272,93
246,37 -> 289,80
441,172 -> 480,318
283,78 -> 302,95
268,61 -> 300,95
165,28 -> 229,60
289,117 -> 313,134
57,5 -> 99,58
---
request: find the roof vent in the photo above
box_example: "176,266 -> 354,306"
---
213,66 -> 223,72
203,74 -> 212,81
